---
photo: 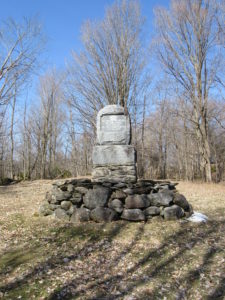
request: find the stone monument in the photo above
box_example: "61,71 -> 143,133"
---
92,105 -> 137,183
39,104 -> 194,222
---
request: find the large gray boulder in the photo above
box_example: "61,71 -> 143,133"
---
90,207 -> 118,222
74,186 -> 88,194
39,201 -> 53,216
54,208 -> 70,221
108,199 -> 124,213
70,192 -> 82,205
83,186 -> 110,209
173,193 -> 190,211
71,207 -> 90,223
164,205 -> 184,220
121,209 -> 145,221
148,190 -> 174,206
125,195 -> 150,209
111,190 -> 127,199
61,201 -> 72,211
51,187 -> 71,203
144,206 -> 160,217
96,105 -> 131,145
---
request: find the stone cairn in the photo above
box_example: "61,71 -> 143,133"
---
39,105 -> 193,222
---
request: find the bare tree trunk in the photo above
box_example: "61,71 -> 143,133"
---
10,86 -> 16,179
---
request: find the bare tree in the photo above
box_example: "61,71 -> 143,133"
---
0,17 -> 43,106
154,0 -> 225,182
36,70 -> 65,179
0,17 -> 44,179
67,0 -> 149,132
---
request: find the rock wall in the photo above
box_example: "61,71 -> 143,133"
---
39,178 -> 193,222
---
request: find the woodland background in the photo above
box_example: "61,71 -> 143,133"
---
0,0 -> 225,183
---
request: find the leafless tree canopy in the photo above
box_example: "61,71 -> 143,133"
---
154,0 -> 225,181
66,0 -> 148,131
0,0 -> 225,182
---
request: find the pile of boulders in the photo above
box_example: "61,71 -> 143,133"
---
39,178 -> 193,222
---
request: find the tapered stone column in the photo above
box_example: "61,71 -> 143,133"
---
92,105 -> 137,183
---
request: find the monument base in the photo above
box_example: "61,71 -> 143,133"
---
92,165 -> 136,183
92,145 -> 137,183
39,178 -> 194,223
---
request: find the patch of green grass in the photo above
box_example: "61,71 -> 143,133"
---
0,247 -> 38,273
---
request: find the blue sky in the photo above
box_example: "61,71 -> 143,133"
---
0,0 -> 169,70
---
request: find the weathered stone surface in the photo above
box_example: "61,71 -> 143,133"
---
164,205 -> 184,220
67,184 -> 74,193
93,145 -> 135,166
92,165 -> 136,183
61,201 -> 72,210
173,193 -> 190,211
108,199 -> 124,213
54,208 -> 70,221
39,201 -> 53,216
144,206 -> 160,216
125,195 -> 150,209
111,190 -> 127,200
70,192 -> 82,205
90,207 -> 118,222
96,105 -> 131,145
45,191 -> 52,203
51,188 -> 72,202
148,190 -> 174,206
184,204 -> 193,217
74,187 -> 88,194
113,182 -> 127,189
83,186 -> 110,209
67,205 -> 75,215
52,179 -> 67,187
71,208 -> 90,223
123,188 -> 134,195
49,204 -> 60,210
121,209 -> 145,221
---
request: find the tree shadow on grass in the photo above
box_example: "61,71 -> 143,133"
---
0,221 -> 127,297
0,220 -> 224,300
46,220 -> 225,300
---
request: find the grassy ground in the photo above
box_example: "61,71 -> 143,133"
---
0,180 -> 224,300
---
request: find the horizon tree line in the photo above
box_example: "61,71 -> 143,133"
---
0,0 -> 225,183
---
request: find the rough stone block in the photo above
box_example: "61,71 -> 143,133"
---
71,208 -> 90,223
173,193 -> 190,211
92,145 -> 135,166
144,206 -> 160,216
90,207 -> 118,222
164,205 -> 184,220
125,195 -> 150,209
121,209 -> 145,221
148,190 -> 174,206
92,165 -> 136,183
108,199 -> 124,213
83,186 -> 110,209
54,208 -> 69,221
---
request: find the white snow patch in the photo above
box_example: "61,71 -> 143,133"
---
187,212 -> 208,223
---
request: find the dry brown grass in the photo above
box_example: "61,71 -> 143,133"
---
0,180 -> 224,300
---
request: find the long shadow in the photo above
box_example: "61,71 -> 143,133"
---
0,221 -> 127,296
145,245 -> 222,299
75,220 -> 224,300
207,276 -> 225,300
115,220 -> 225,299
47,222 -> 146,300
2,220 -> 224,300
44,221 -> 223,300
